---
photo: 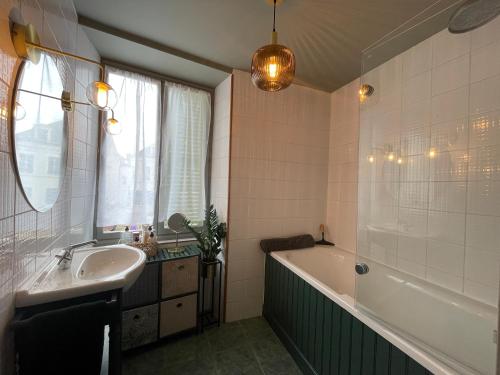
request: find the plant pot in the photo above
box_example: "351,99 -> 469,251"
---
201,260 -> 217,279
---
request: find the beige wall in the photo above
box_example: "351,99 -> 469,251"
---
225,70 -> 330,322
0,0 -> 100,371
326,79 -> 360,253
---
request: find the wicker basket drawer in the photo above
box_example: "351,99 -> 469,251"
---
159,294 -> 197,337
122,304 -> 158,351
162,257 -> 198,298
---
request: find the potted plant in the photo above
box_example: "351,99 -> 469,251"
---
183,204 -> 226,279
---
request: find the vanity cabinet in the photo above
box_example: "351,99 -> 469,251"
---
121,245 -> 200,351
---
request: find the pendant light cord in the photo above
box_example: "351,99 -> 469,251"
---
273,0 -> 276,32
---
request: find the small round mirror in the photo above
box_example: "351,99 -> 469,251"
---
167,213 -> 186,233
12,53 -> 68,212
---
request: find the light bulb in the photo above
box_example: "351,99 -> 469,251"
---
429,148 -> 437,158
0,106 -> 7,120
387,152 -> 395,161
397,158 -> 403,164
368,155 -> 375,163
86,81 -> 117,110
268,62 -> 278,79
106,117 -> 121,135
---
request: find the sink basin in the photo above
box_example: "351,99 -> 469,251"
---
16,245 -> 146,308
76,247 -> 144,281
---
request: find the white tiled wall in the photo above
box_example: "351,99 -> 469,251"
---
357,16 -> 500,307
0,0 -> 99,371
211,75 -> 231,321
225,70 -> 330,322
211,75 -> 231,223
327,79 -> 360,253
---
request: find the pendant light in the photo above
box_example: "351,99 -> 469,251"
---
251,0 -> 295,92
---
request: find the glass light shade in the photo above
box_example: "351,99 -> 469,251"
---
251,43 -> 295,92
106,117 -> 121,135
86,81 -> 117,110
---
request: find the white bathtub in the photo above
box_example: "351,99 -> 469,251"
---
271,246 -> 497,375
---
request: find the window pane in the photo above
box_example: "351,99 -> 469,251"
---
158,83 -> 211,227
96,68 -> 161,228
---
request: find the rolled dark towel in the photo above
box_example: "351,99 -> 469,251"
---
260,234 -> 315,253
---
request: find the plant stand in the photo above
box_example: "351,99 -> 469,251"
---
200,259 -> 222,331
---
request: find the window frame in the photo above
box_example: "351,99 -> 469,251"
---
94,63 -> 214,242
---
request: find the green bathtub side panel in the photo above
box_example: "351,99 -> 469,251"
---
303,280 -> 311,358
331,301 -> 342,374
408,357 -> 430,375
322,299 -> 333,375
339,309 -> 353,374
361,325 -> 376,374
291,273 -> 299,342
391,344 -> 408,374
263,255 -> 434,375
308,288 -> 318,368
314,295 -> 325,373
350,318 -> 364,374
375,334 -> 391,374
297,277 -> 305,351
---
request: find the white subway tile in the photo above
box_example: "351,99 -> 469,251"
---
432,55 -> 470,95
470,40 -> 500,82
428,211 -> 466,246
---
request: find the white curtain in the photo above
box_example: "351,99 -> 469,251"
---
97,67 -> 161,227
158,82 -> 211,226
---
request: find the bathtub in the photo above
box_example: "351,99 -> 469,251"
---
266,245 -> 497,375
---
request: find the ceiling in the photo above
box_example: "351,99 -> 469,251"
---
74,0 -> 462,91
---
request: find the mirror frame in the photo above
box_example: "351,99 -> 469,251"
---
10,58 -> 69,213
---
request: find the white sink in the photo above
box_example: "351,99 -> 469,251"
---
16,245 -> 146,308
76,247 -> 144,281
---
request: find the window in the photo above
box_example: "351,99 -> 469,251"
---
18,153 -> 34,173
96,67 -> 212,239
47,156 -> 61,175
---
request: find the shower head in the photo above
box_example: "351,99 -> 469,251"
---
448,0 -> 500,33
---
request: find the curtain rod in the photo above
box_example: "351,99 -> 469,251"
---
102,58 -> 217,94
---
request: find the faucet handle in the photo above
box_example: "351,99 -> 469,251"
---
55,249 -> 72,267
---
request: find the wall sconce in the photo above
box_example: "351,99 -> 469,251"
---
106,110 -> 122,135
11,23 -> 120,132
359,84 -> 374,102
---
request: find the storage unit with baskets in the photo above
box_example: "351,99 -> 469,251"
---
121,245 -> 200,351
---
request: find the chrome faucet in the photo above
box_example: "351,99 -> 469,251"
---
55,240 -> 97,269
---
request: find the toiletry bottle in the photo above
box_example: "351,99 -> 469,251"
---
119,226 -> 130,244
149,230 -> 156,245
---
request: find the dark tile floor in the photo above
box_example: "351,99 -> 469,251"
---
122,317 -> 302,375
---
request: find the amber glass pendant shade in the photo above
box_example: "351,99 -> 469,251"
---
251,0 -> 295,92
251,41 -> 295,92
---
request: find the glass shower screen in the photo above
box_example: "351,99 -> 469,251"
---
355,1 -> 499,374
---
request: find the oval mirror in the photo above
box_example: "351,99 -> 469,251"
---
167,213 -> 186,233
12,53 -> 68,212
